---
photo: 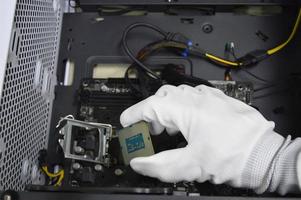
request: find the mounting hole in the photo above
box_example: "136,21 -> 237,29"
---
202,23 -> 213,33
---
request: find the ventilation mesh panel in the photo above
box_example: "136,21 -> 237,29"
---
0,0 -> 62,190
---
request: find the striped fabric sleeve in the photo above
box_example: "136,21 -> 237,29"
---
241,132 -> 301,195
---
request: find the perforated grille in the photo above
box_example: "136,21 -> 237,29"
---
0,0 -> 62,190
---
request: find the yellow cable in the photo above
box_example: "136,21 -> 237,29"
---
42,166 -> 64,186
54,170 -> 64,186
205,8 -> 300,67
267,8 -> 301,55
42,166 -> 62,177
205,53 -> 241,67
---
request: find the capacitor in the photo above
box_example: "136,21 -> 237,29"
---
94,164 -> 103,172
72,162 -> 82,170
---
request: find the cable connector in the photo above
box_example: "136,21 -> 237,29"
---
237,49 -> 269,67
166,32 -> 193,57
166,32 -> 192,48
166,32 -> 191,45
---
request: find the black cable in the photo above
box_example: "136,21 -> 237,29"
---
124,40 -> 165,98
230,46 -> 272,84
122,30 -> 217,95
254,75 -> 301,92
253,89 -> 290,99
98,6 -> 147,16
125,65 -> 144,98
254,84 -> 278,92
124,40 -> 210,97
240,68 -> 271,83
122,23 -> 169,79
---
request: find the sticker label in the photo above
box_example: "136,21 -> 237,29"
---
126,133 -> 145,153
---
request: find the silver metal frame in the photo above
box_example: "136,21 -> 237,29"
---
58,116 -> 112,164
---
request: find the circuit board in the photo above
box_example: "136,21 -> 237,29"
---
46,78 -> 255,196
78,78 -> 253,127
209,80 -> 253,105
78,78 -> 141,129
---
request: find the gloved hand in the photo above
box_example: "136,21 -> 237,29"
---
120,84 -> 285,189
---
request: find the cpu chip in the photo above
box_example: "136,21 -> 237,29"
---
118,121 -> 154,165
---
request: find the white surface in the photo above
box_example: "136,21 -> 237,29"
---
93,63 -> 132,78
63,59 -> 75,86
297,152 -> 301,190
0,0 -> 17,98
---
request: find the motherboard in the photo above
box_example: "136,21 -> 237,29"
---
30,78 -> 255,196
78,78 -> 253,127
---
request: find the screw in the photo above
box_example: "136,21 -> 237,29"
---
114,168 -> 124,176
82,81 -> 88,87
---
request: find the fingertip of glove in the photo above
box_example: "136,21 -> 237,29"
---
130,157 -> 167,181
120,110 -> 130,127
130,157 -> 147,173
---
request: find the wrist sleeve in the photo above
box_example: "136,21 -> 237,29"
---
241,132 -> 301,195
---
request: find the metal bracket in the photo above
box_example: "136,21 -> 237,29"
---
57,116 -> 112,165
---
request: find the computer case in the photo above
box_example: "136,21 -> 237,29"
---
0,0 -> 301,199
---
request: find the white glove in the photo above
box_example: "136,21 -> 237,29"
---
120,84 -> 284,189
